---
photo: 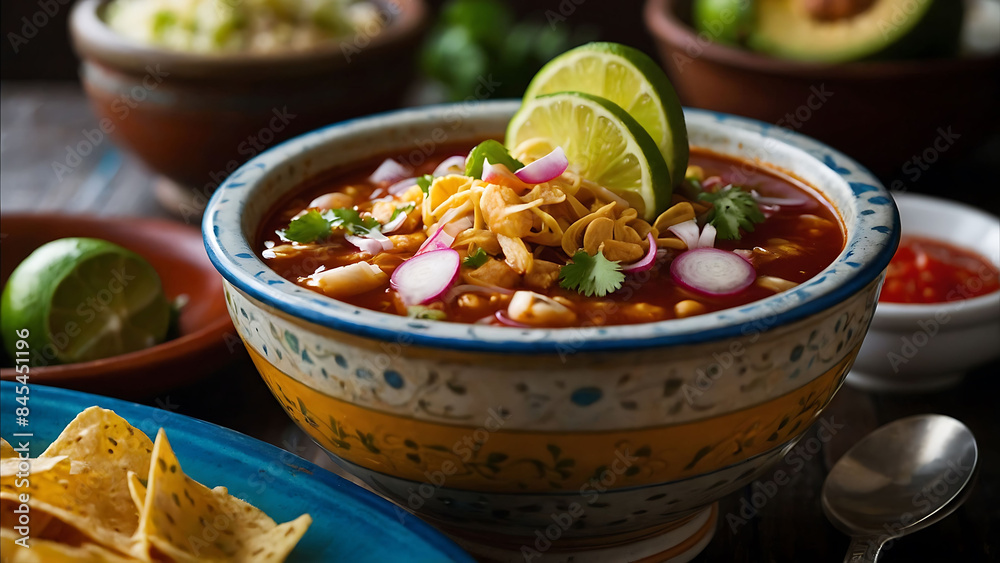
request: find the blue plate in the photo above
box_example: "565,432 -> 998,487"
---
0,381 -> 473,563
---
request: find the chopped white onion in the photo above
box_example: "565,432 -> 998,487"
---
369,158 -> 411,185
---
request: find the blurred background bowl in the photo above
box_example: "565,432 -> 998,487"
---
69,0 -> 427,219
644,0 -> 1000,180
849,192 -> 1000,393
0,214 -> 235,399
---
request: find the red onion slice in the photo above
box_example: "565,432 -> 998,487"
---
388,177 -> 419,195
698,223 -> 717,249
494,310 -> 530,328
481,159 -> 532,193
381,210 -> 409,233
433,155 -> 467,177
345,235 -> 384,256
514,146 -> 568,184
667,220 -> 701,250
445,283 -> 513,302
622,233 -> 658,273
390,249 -> 461,305
369,159 -> 411,185
670,248 -> 756,297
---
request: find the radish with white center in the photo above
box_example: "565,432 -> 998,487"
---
514,146 -> 568,184
390,249 -> 461,305
670,248 -> 757,296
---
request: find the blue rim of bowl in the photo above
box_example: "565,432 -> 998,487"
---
203,100 -> 900,354
0,381 -> 475,563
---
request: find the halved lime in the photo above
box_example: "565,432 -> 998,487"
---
1,238 -> 170,365
505,91 -> 672,221
522,42 -> 688,187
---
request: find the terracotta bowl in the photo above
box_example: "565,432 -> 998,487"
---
203,102 -> 898,561
644,0 -> 1000,179
0,214 -> 235,400
69,0 -> 426,221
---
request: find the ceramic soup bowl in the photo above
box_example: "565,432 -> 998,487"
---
203,101 -> 898,561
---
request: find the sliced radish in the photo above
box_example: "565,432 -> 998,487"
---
390,249 -> 461,305
701,176 -> 724,190
622,233 -> 658,273
434,155 -> 467,177
369,159 -> 411,185
416,226 -> 456,255
514,146 -> 568,184
670,248 -> 756,297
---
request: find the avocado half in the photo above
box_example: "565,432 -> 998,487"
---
749,0 -> 965,63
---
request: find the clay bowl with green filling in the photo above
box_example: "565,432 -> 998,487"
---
645,0 -> 1000,179
0,215 -> 235,399
69,0 -> 427,220
203,101 -> 899,561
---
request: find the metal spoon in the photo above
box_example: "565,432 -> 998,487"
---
821,414 -> 978,563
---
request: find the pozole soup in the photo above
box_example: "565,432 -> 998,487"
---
258,145 -> 844,328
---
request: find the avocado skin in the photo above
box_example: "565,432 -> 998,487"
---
748,0 -> 965,63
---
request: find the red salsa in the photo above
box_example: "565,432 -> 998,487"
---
880,236 -> 1000,304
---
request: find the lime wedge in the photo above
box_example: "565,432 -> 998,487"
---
1,238 -> 170,365
505,91 -> 671,221
523,42 -> 688,187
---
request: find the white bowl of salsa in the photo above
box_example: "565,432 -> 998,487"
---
849,192 -> 1000,392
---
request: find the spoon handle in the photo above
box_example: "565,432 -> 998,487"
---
844,536 -> 884,563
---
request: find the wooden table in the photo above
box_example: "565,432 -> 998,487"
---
2,82 -> 997,562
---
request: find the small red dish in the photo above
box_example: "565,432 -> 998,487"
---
0,214 -> 236,399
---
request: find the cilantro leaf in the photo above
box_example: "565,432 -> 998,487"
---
698,185 -> 765,240
324,208 -> 380,236
463,247 -> 488,268
559,250 -> 625,297
465,140 -> 523,179
277,207 -> 386,244
416,174 -> 434,195
390,203 -> 415,221
279,210 -> 334,243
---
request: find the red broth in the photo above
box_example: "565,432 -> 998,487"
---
259,147 -> 845,326
880,236 -> 1000,304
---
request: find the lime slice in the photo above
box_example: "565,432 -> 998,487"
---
505,91 -> 671,221
1,238 -> 170,365
522,42 -> 688,187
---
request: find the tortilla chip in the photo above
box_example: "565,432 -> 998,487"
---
133,429 -> 312,562
126,471 -> 147,515
1,438 -> 15,459
1,527 -> 139,562
0,407 -> 152,555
